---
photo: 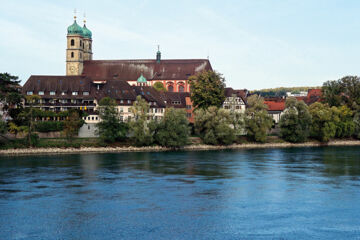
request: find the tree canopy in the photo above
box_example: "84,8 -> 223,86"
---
96,97 -> 128,143
245,95 -> 273,143
189,70 -> 226,109
279,97 -> 312,143
153,82 -> 167,92
154,108 -> 189,148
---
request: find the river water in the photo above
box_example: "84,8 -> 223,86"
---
0,147 -> 360,239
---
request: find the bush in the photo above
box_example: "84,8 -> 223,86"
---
34,121 -> 64,132
194,106 -> 235,145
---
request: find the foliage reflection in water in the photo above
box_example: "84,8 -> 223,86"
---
0,146 -> 360,239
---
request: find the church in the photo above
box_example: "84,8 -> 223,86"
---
21,16 -> 214,135
64,16 -> 212,92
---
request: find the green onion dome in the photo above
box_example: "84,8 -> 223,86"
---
137,74 -> 147,83
67,20 -> 84,36
82,24 -> 92,38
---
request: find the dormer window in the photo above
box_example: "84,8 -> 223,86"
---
27,91 -> 33,95
38,91 -> 44,95
50,91 -> 56,95
61,91 -> 67,95
83,91 -> 89,96
72,91 -> 78,96
127,100 -> 131,104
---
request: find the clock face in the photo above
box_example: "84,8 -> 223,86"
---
69,66 -> 75,73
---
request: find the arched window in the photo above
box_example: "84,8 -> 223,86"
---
89,43 -> 92,50
71,52 -> 74,58
179,85 -> 185,92
80,40 -> 82,47
80,52 -> 82,59
168,85 -> 174,92
71,39 -> 75,46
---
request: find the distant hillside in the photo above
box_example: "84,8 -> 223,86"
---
251,86 -> 321,97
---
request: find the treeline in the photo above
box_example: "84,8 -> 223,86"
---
252,86 -> 320,97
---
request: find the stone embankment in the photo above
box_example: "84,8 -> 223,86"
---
1,140 -> 360,156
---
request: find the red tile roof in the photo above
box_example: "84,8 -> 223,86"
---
82,59 -> 212,81
264,100 -> 286,111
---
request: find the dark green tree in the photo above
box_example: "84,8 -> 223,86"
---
63,110 -> 83,142
194,106 -> 235,145
154,108 -> 189,148
309,102 -> 336,142
245,95 -> 273,143
322,80 -> 342,107
279,97 -> 312,143
96,97 -> 128,143
189,70 -> 226,109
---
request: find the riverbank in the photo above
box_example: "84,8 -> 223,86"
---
1,139 -> 360,156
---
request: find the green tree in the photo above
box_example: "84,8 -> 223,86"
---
96,97 -> 128,143
354,112 -> 360,139
189,70 -> 226,109
309,102 -> 336,142
153,82 -> 167,92
279,97 -> 312,143
63,110 -> 83,142
154,108 -> 189,148
331,105 -> 355,138
245,95 -> 273,143
129,96 -> 155,146
21,95 -> 40,147
322,80 -> 343,107
229,111 -> 245,137
194,106 -> 235,145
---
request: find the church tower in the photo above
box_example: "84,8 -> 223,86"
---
66,15 -> 85,75
82,18 -> 93,61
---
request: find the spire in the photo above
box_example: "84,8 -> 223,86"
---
74,9 -> 77,20
156,45 -> 161,63
83,12 -> 86,25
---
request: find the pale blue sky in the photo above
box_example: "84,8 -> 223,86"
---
1,0 -> 360,90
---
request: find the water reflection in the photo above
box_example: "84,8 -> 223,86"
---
0,147 -> 360,239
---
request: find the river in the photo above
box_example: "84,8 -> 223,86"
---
0,146 -> 360,239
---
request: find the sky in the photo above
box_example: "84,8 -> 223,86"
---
1,0 -> 360,90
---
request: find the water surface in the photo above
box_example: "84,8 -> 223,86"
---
0,147 -> 360,239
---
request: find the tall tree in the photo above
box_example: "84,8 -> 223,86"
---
22,95 -> 40,147
154,108 -> 189,148
0,73 -> 22,120
331,105 -> 355,138
129,96 -> 156,146
194,106 -> 235,145
189,70 -> 226,109
322,80 -> 343,107
309,102 -> 336,142
279,97 -> 312,143
96,97 -> 128,143
245,95 -> 273,143
63,110 -> 83,142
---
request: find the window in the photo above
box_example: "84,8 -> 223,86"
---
128,108 -> 131,113
96,117 -> 98,120
38,91 -> 44,95
172,101 -> 181,105
89,43 -> 92,50
120,100 -> 124,104
186,105 -> 192,109
88,125 -> 90,130
120,108 -> 123,113
27,91 -> 33,95
168,85 -> 174,92
71,52 -> 74,58
236,106 -> 240,109
71,39 -> 75,46
92,117 -> 94,121
179,85 -> 185,92
80,40 -> 82,47
50,91 -> 55,95
61,91 -> 67,95
187,113 -> 192,118
88,117 -> 90,120
72,92 -> 78,96
83,91 -> 89,96
79,52 -> 82,59
127,100 -> 131,104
